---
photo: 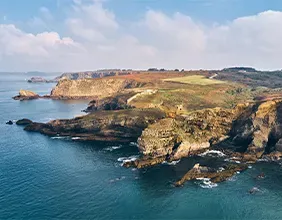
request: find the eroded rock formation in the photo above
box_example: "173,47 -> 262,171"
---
13,90 -> 39,101
175,163 -> 248,187
138,100 -> 282,164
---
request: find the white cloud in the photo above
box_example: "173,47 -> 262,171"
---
1,1 -> 282,71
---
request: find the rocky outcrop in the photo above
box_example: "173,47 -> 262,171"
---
123,156 -> 166,169
13,90 -> 39,101
138,107 -> 242,161
138,100 -> 282,164
231,100 -> 282,161
175,163 -> 248,187
16,119 -> 33,126
50,79 -> 142,99
28,77 -> 57,83
24,109 -> 165,142
6,120 -> 13,125
84,94 -> 134,112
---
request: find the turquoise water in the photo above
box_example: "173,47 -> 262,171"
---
1,73 -> 282,219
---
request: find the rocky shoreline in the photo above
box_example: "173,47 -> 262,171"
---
12,72 -> 282,187
12,98 -> 282,187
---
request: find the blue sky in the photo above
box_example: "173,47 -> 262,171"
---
1,0 -> 282,32
0,0 -> 282,71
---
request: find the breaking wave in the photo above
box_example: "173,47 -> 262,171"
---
162,160 -> 180,166
199,150 -> 226,157
118,155 -> 139,166
196,178 -> 218,189
104,145 -> 122,152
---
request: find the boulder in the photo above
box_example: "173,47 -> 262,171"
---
6,120 -> 13,125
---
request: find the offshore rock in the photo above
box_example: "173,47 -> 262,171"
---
28,77 -> 57,83
13,90 -> 39,101
175,163 -> 248,187
16,119 -> 33,126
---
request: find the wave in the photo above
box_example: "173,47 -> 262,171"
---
162,160 -> 180,166
51,136 -> 70,140
199,150 -> 226,157
129,142 -> 138,147
71,137 -> 81,140
224,158 -> 241,164
196,178 -> 218,189
117,155 -> 139,166
109,176 -> 126,183
104,145 -> 122,152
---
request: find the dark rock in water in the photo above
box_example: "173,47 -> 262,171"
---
249,187 -> 260,194
175,163 -> 248,187
13,90 -> 40,101
6,120 -> 13,125
16,119 -> 33,126
256,173 -> 265,179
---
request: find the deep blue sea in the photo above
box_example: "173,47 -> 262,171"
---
1,73 -> 282,219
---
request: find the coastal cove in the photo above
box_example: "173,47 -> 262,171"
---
1,73 -> 282,219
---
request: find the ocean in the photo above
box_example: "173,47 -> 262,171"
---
1,73 -> 282,219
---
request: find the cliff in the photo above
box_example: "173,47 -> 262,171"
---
50,78 -> 141,99
137,100 -> 282,164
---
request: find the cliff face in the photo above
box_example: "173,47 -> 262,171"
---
50,78 -> 140,99
138,107 -> 241,160
138,100 -> 282,162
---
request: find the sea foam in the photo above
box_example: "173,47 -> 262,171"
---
199,150 -> 226,157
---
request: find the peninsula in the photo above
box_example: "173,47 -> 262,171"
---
14,67 -> 282,186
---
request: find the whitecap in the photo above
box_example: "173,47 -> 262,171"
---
51,136 -> 69,140
129,142 -> 139,147
248,165 -> 253,169
224,158 -> 241,164
196,178 -> 218,188
162,160 -> 180,166
105,145 -> 122,152
117,155 -> 139,165
199,150 -> 226,157
257,158 -> 269,162
71,137 -> 81,140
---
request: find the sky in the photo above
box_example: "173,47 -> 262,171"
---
0,0 -> 282,72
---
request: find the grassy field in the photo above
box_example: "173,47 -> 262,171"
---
163,75 -> 225,85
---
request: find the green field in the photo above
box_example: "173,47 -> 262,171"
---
163,75 -> 225,85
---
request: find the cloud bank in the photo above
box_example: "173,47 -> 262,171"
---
0,1 -> 282,71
